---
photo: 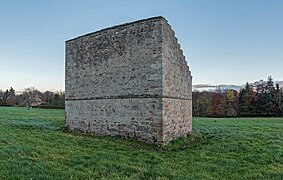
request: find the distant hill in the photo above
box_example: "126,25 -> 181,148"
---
193,84 -> 242,92
276,81 -> 283,88
193,81 -> 283,92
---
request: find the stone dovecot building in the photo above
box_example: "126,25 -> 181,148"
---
65,16 -> 192,144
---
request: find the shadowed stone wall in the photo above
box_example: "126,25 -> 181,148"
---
65,16 -> 192,144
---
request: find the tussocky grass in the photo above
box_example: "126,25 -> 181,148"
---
0,106 -> 282,179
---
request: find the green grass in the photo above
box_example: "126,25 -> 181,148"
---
0,106 -> 282,179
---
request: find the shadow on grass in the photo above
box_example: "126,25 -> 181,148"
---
62,127 -> 205,152
0,119 -> 56,130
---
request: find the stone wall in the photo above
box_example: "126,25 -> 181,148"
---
65,16 -> 192,144
160,19 -> 192,143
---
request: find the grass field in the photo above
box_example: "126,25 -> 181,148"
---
0,106 -> 282,179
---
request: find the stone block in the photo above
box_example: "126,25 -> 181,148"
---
65,16 -> 192,144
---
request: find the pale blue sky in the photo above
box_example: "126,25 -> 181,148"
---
0,0 -> 282,91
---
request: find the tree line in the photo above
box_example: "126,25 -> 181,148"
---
0,87 -> 65,109
193,76 -> 283,117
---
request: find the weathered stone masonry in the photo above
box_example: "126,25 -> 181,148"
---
65,16 -> 192,144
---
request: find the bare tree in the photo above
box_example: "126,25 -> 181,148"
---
22,87 -> 41,109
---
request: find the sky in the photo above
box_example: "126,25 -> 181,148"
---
0,0 -> 282,91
